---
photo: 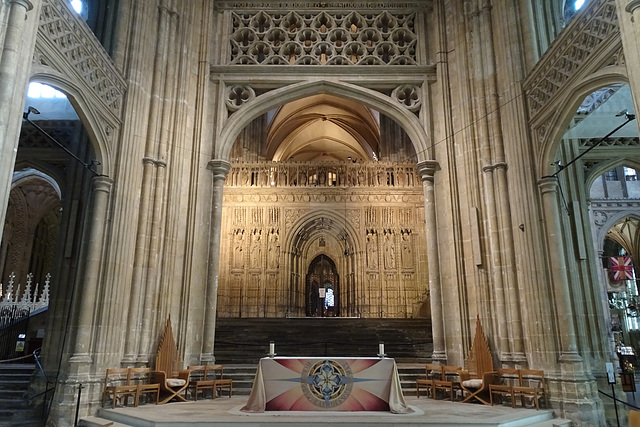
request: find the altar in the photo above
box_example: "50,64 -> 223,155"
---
241,357 -> 411,413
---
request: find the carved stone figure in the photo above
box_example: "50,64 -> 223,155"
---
384,231 -> 396,269
401,230 -> 413,269
234,229 -> 245,268
268,229 -> 280,268
250,229 -> 262,268
366,230 -> 378,269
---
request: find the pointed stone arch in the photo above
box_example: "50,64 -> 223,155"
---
535,68 -> 630,178
28,69 -> 118,176
216,79 -> 430,163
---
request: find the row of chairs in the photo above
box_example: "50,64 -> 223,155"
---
489,368 -> 546,410
415,364 -> 546,410
185,364 -> 233,401
102,364 -> 233,408
102,367 -> 160,408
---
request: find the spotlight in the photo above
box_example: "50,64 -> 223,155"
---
23,106 -> 40,119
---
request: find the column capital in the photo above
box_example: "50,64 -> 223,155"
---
207,159 -> 231,181
416,160 -> 439,182
626,0 -> 640,14
538,176 -> 559,194
4,0 -> 33,11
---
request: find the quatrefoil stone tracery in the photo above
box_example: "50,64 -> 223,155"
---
226,85 -> 256,111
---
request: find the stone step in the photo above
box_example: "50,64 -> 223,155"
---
78,416 -> 130,427
215,318 -> 433,364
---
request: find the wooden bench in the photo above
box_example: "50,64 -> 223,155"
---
513,369 -> 546,410
416,363 -> 441,398
433,365 -> 463,401
490,368 -> 547,410
489,368 -> 520,407
102,367 -> 160,408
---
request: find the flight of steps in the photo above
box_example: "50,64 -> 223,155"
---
0,364 -> 44,427
215,317 -> 433,365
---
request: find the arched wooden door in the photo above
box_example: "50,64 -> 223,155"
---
305,255 -> 339,317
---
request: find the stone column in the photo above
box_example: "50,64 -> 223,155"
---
0,0 -> 35,243
619,0 -> 640,122
538,177 -> 582,361
417,160 -> 446,362
201,160 -> 231,362
70,175 -> 114,363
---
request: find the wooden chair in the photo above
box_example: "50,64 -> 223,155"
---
416,363 -> 441,398
629,409 -> 640,427
151,317 -> 190,404
489,368 -> 520,407
459,315 -> 497,405
128,367 -> 160,406
513,369 -> 546,410
102,367 -> 137,408
433,365 -> 463,401
186,365 -> 210,400
209,364 -> 233,398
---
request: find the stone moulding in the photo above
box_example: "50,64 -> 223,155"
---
214,1 -> 431,12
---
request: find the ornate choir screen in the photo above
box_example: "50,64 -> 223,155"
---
218,161 -> 429,319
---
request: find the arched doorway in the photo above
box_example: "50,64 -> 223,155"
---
306,255 -> 340,317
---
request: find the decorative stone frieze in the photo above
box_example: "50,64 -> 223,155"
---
524,0 -> 619,119
37,0 -> 127,117
229,10 -> 418,65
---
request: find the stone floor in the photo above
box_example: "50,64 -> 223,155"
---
84,396 -> 568,427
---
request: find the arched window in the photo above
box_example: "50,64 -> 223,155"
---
564,0 -> 587,23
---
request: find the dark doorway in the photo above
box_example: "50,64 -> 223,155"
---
305,255 -> 339,317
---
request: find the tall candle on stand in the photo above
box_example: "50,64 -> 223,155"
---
379,342 -> 384,356
270,341 -> 275,356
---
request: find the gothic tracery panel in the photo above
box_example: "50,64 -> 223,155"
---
230,11 -> 417,66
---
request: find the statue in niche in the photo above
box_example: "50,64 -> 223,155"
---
250,229 -> 262,268
234,229 -> 245,268
268,229 -> 280,268
279,167 -> 288,186
357,167 -> 366,186
401,229 -> 413,269
377,168 -> 386,186
383,230 -> 396,269
396,168 -> 405,187
240,168 -> 250,186
366,230 -> 378,269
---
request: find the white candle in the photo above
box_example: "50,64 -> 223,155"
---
379,342 -> 384,355
270,341 -> 275,355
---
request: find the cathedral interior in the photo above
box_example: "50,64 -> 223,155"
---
0,0 -> 640,425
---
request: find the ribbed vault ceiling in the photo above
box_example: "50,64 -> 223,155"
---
267,94 -> 380,162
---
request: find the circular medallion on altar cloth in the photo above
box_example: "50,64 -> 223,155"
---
301,359 -> 353,408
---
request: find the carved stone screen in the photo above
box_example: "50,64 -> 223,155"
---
230,11 -> 417,65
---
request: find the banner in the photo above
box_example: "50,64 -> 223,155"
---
609,256 -> 634,281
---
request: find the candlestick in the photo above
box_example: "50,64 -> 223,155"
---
378,342 -> 385,358
269,341 -> 275,357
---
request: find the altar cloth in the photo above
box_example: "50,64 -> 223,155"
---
241,357 -> 412,414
